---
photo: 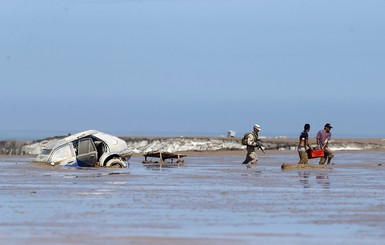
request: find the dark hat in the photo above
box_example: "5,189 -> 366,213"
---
324,123 -> 333,128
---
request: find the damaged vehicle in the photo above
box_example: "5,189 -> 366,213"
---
34,130 -> 131,168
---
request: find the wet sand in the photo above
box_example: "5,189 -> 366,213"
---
1,150 -> 385,244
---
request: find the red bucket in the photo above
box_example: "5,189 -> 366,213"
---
307,149 -> 324,159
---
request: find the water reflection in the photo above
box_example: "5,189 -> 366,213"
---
142,163 -> 184,171
297,171 -> 330,189
298,171 -> 310,188
241,163 -> 262,176
316,172 -> 330,189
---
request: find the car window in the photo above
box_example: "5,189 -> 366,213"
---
41,149 -> 52,155
51,144 -> 73,163
78,139 -> 96,155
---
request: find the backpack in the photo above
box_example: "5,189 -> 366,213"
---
241,133 -> 251,145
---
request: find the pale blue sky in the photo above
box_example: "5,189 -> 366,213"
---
1,0 -> 384,139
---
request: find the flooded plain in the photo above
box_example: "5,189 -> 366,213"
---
1,151 -> 385,244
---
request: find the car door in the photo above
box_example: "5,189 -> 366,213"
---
76,138 -> 98,167
50,143 -> 76,165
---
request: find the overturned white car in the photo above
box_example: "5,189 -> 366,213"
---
34,130 -> 131,168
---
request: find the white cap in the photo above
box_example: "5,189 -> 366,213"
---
253,124 -> 261,130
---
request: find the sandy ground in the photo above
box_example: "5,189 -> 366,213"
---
1,149 -> 385,244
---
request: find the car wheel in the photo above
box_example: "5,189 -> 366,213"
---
105,158 -> 124,168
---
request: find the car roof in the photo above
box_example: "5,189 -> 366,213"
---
43,130 -> 116,150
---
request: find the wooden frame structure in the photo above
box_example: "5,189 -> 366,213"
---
142,151 -> 186,164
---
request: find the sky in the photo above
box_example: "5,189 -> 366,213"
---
1,0 -> 384,139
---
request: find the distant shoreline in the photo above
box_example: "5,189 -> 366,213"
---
1,136 -> 385,156
1,129 -> 385,141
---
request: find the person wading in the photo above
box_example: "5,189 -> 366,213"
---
242,124 -> 262,166
316,123 -> 334,165
297,123 -> 311,165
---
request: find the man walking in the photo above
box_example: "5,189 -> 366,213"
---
242,124 -> 262,166
298,123 -> 311,165
316,123 -> 334,165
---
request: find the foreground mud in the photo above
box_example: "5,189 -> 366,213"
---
1,151 -> 385,244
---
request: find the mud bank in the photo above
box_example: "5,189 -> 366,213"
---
1,151 -> 385,244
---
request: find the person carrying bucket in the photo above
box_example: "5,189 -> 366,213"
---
316,123 -> 334,165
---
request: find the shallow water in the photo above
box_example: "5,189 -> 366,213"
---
0,152 -> 384,244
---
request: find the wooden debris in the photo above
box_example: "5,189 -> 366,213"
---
281,163 -> 331,170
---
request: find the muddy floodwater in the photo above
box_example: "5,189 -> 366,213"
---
1,152 -> 385,245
